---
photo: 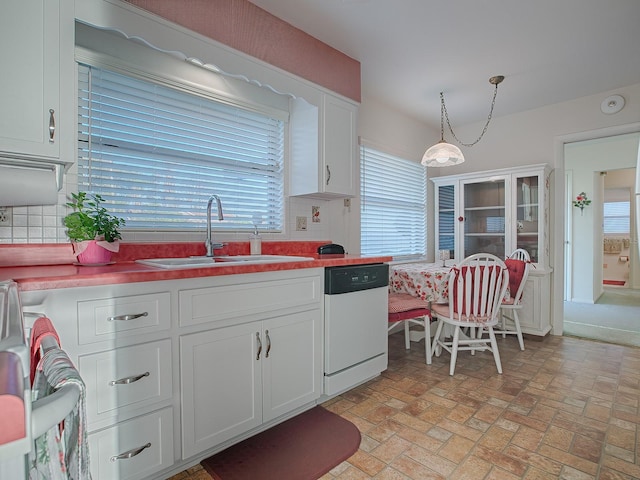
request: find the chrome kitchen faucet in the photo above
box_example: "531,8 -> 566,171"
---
205,194 -> 224,257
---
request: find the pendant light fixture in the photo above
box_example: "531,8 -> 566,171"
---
422,75 -> 504,167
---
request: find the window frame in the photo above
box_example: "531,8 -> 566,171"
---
74,25 -> 290,235
360,143 -> 427,261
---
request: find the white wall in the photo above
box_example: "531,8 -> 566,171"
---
349,94 -> 438,256
565,134 -> 640,302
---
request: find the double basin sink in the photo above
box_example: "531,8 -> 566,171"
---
136,255 -> 315,269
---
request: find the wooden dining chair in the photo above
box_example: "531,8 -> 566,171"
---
508,248 -> 531,262
388,293 -> 432,364
496,250 -> 532,350
431,253 -> 509,375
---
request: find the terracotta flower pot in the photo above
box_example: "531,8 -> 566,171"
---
75,240 -> 113,264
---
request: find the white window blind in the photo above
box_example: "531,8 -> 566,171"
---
604,201 -> 630,234
77,64 -> 284,232
360,145 -> 427,260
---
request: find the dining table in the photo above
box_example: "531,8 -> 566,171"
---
389,262 -> 453,304
389,261 -> 514,347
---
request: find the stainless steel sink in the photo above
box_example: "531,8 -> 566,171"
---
136,255 -> 315,269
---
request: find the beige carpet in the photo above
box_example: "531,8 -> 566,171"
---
563,287 -> 640,346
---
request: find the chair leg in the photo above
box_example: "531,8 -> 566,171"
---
500,310 -> 507,338
513,310 -> 524,351
424,315 -> 432,365
487,327 -> 503,374
404,320 -> 410,349
432,318 -> 444,357
449,326 -> 461,375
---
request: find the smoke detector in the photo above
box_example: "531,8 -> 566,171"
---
600,94 -> 625,114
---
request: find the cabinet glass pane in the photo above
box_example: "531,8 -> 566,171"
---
516,176 -> 539,262
437,185 -> 455,257
463,180 -> 505,258
464,181 -> 505,209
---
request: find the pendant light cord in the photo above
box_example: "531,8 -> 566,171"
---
441,81 -> 500,147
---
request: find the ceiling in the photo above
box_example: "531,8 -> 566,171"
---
248,0 -> 640,130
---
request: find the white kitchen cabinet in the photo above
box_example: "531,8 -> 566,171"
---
0,0 -> 61,160
180,322 -> 261,458
78,339 -> 173,430
21,268 -> 324,478
21,283 -> 176,480
87,407 -> 174,480
516,269 -> 552,336
432,164 -> 553,336
178,269 -> 323,459
180,309 -> 320,458
77,292 -> 171,345
290,93 -> 357,198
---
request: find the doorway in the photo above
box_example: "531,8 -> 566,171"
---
562,133 -> 640,345
602,169 -> 635,289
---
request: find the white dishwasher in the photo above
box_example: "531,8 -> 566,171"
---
323,263 -> 389,396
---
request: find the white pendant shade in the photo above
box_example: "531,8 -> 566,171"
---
421,141 -> 465,167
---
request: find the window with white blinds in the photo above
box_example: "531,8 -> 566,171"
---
77,63 -> 285,232
604,201 -> 630,234
360,145 -> 427,260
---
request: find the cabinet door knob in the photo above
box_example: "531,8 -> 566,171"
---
48,109 -> 55,143
256,332 -> 262,360
458,216 -> 464,222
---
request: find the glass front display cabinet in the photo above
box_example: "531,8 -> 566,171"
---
432,164 -> 550,266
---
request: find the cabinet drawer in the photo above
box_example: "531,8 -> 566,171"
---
77,292 -> 171,345
79,339 -> 172,429
88,407 -> 174,480
180,275 -> 321,327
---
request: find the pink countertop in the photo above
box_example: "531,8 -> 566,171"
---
0,242 -> 392,291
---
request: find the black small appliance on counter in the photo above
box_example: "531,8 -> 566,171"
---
317,243 -> 345,255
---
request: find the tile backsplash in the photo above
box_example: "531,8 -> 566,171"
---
0,194 -> 70,243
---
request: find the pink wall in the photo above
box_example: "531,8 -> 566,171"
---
126,0 -> 361,102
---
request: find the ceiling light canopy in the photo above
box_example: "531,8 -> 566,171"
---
422,75 -> 504,167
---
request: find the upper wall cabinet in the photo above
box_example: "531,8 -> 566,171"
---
0,0 -> 62,161
290,93 -> 358,198
432,164 -> 552,267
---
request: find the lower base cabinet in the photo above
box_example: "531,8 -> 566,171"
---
180,309 -> 322,459
23,268 -> 324,479
518,269 -> 552,336
87,407 -> 174,480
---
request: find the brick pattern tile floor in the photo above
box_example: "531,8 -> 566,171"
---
170,332 -> 640,479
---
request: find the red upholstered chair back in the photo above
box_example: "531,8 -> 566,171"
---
504,258 -> 530,305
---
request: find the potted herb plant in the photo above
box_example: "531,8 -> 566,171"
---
63,192 -> 126,264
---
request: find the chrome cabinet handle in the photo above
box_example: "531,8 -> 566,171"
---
48,109 -> 55,142
256,332 -> 262,360
110,443 -> 151,462
265,330 -> 271,358
107,312 -> 148,322
326,165 -> 331,185
109,372 -> 149,386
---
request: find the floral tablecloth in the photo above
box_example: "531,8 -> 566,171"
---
389,262 -> 453,303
